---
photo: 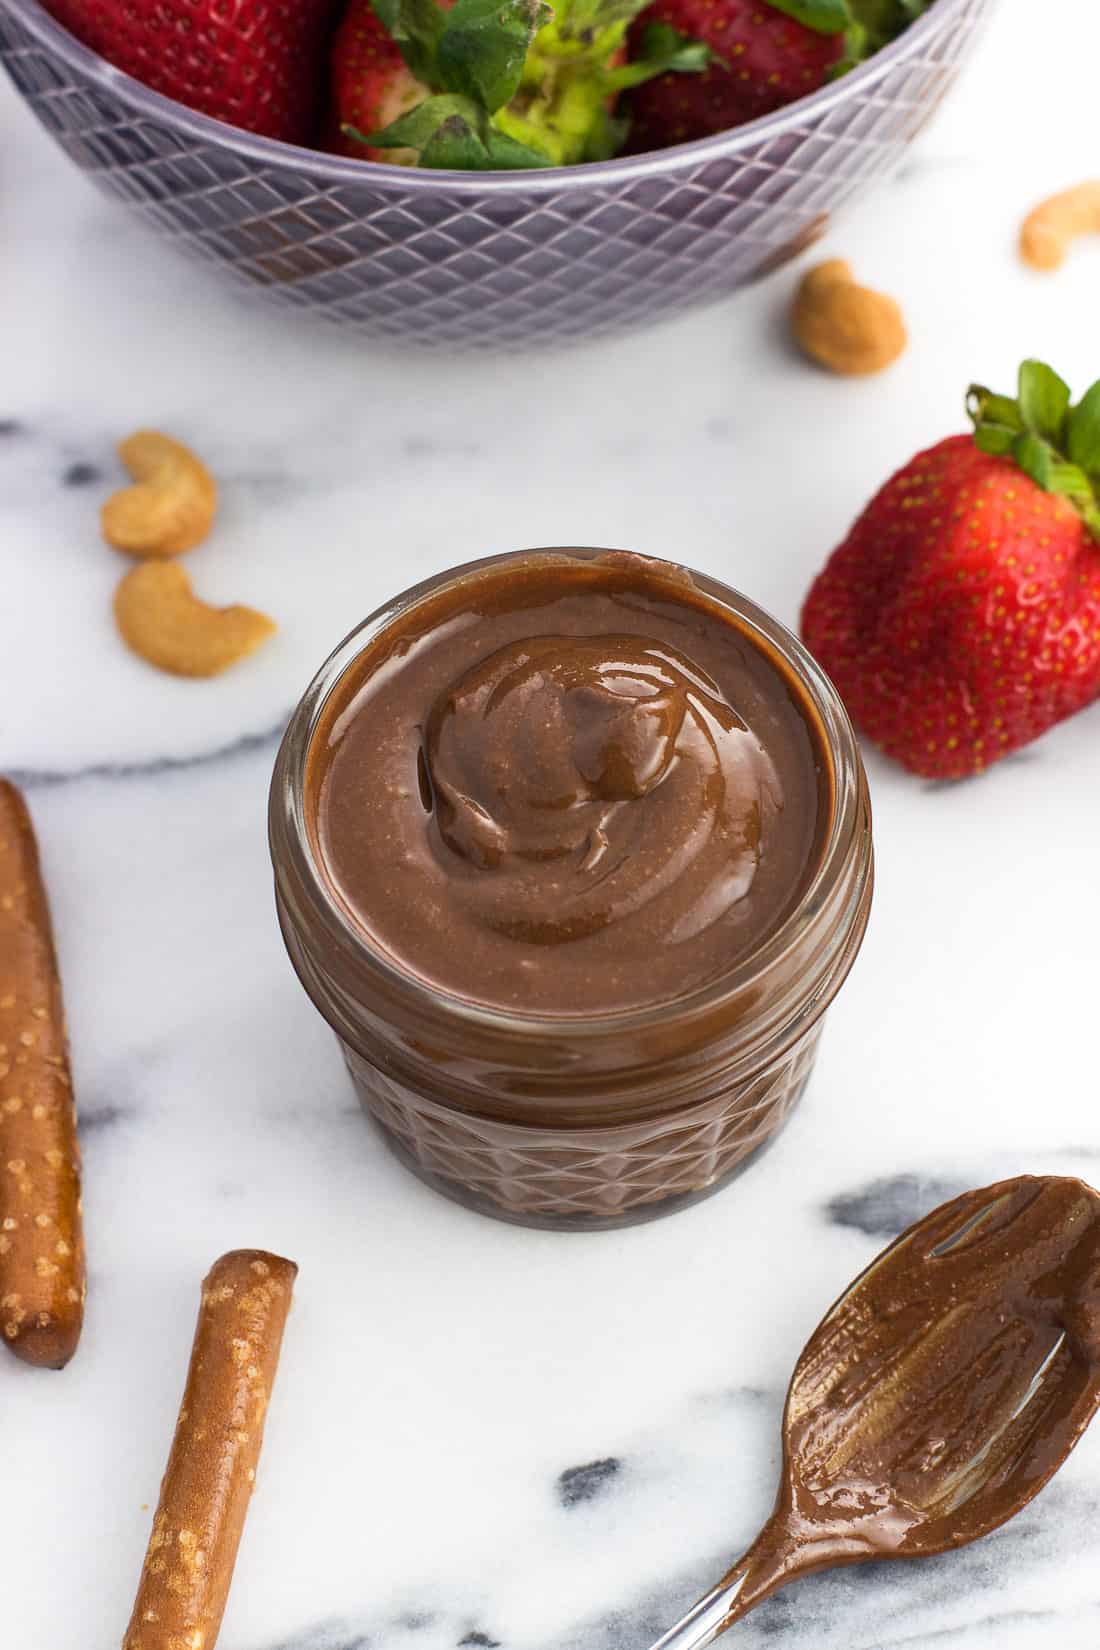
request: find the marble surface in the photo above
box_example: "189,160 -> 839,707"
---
5,0 -> 1100,1644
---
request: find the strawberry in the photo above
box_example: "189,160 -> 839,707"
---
329,0 -> 438,160
801,361 -> 1100,781
332,0 -> 710,169
44,0 -> 338,144
625,0 -> 931,150
626,0 -> 842,148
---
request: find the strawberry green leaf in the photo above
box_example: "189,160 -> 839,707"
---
1011,432 -> 1055,492
563,0 -> 653,31
355,94 -> 489,162
1017,360 -> 1071,445
371,0 -> 447,85
1066,381 -> 1100,477
967,386 -> 1025,458
968,363 -> 1100,544
850,0 -> 930,39
1048,461 -> 1097,504
967,389 -> 1024,433
1010,438 -> 1093,514
972,425 -> 1016,459
606,22 -> 711,90
353,94 -> 553,168
828,26 -> 865,74
484,128 -> 555,166
766,0 -> 851,34
420,117 -> 492,166
436,0 -> 551,113
832,0 -> 930,71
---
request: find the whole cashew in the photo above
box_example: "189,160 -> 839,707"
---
101,431 -> 217,558
1020,182 -> 1100,272
791,259 -> 907,377
114,562 -> 275,677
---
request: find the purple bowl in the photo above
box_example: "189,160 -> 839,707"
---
0,0 -> 992,350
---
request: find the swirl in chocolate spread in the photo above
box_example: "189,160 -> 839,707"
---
423,633 -> 781,947
309,553 -> 826,1013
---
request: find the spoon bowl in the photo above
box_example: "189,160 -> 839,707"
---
650,1176 -> 1100,1649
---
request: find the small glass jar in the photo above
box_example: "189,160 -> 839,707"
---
269,550 -> 873,1231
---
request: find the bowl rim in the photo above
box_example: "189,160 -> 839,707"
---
2,0 -> 975,190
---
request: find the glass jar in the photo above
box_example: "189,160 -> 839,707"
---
269,550 -> 873,1230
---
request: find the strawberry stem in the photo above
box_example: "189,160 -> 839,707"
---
829,0 -> 934,75
361,0 -> 709,166
968,360 -> 1100,546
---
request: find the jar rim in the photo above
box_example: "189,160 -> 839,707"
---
270,547 -> 868,1042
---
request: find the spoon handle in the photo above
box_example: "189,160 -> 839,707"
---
645,1516 -> 805,1650
644,1570 -> 756,1650
646,1540 -> 792,1650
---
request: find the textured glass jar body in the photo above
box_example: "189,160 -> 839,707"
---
337,1021 -> 825,1225
270,551 -> 873,1229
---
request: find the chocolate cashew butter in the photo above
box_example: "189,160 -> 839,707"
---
274,548 -> 872,1227
308,552 -> 828,1013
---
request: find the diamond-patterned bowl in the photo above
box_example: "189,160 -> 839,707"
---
0,0 -> 991,349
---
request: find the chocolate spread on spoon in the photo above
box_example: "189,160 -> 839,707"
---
308,552 -> 826,1013
780,1173 -> 1100,1558
649,1175 -> 1100,1649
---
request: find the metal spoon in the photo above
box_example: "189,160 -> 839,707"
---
650,1175 -> 1100,1650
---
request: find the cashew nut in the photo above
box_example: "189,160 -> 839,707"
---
1020,181 -> 1100,272
114,562 -> 275,678
791,259 -> 907,377
101,431 -> 217,558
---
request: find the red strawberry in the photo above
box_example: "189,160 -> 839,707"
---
329,0 -> 436,160
625,0 -> 844,150
801,361 -> 1100,781
45,0 -> 338,144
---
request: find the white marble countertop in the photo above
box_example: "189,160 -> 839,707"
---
5,0 -> 1100,1644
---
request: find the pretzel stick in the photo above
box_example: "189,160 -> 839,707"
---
123,1249 -> 298,1650
0,779 -> 85,1369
